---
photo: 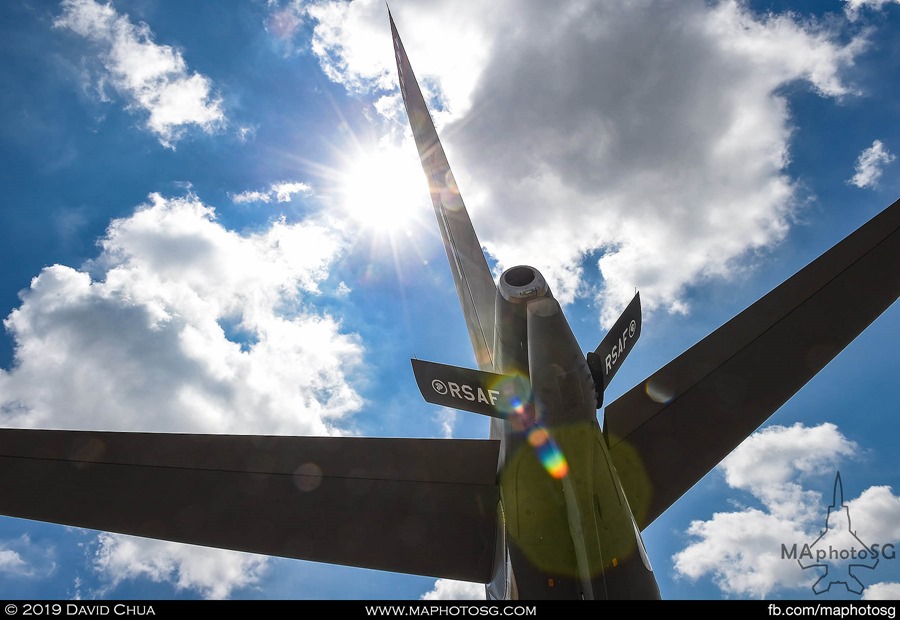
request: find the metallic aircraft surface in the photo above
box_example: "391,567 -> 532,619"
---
0,11 -> 898,600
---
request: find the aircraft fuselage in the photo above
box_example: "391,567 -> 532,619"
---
486,265 -> 660,600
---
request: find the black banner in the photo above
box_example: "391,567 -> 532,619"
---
2,599 -> 896,619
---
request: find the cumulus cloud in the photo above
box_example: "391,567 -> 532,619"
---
421,578 -> 484,600
716,422 -> 857,520
849,140 -> 895,189
862,582 -> 900,600
54,0 -> 225,148
304,0 -> 492,118
300,0 -> 866,325
673,423 -> 900,599
846,486 -> 900,542
231,181 -> 313,204
0,192 -> 362,597
93,533 -> 267,600
674,508 -> 814,597
0,192 -> 360,435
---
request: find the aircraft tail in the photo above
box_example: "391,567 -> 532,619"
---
391,11 -> 497,371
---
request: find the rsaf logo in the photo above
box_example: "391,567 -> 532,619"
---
605,319 -> 637,374
431,379 -> 500,406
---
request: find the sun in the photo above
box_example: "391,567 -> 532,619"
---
337,141 -> 429,235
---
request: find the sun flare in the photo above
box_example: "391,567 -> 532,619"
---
338,142 -> 428,234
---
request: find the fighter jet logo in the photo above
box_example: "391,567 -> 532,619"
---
798,473 -> 878,595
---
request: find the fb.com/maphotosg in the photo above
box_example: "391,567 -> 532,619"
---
768,604 -> 896,619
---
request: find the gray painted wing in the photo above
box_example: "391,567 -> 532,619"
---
605,198 -> 900,529
391,12 -> 497,371
0,429 -> 500,581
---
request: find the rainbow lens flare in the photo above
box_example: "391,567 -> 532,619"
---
489,374 -> 536,427
527,426 -> 569,479
487,373 -> 570,479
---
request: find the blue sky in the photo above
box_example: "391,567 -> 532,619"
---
0,0 -> 898,601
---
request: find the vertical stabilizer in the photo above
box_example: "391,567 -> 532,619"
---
390,11 -> 497,370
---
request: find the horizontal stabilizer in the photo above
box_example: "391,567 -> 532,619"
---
0,429 -> 500,582
588,292 -> 641,408
412,359 -> 532,419
606,198 -> 900,529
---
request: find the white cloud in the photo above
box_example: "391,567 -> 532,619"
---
0,192 -> 363,597
862,582 -> 900,600
433,407 -> 457,439
266,3 -> 305,45
302,0 -> 866,325
303,0 -> 491,118
0,535 -> 56,578
672,423 -> 900,599
237,125 -> 257,142
673,508 -> 814,597
718,422 -> 857,520
93,533 -> 267,600
846,486 -> 900,542
272,181 -> 313,202
231,190 -> 272,204
0,192 -> 361,435
305,0 -> 399,93
230,181 -> 312,204
849,140 -> 896,189
421,578 -> 484,600
0,550 -> 28,574
54,0 -> 225,148
845,0 -> 900,20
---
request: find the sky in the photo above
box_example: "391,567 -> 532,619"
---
0,0 -> 898,601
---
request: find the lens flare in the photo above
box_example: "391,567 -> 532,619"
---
488,374 -> 536,426
526,426 -> 550,448
527,426 -> 569,479
645,378 -> 675,404
486,373 -> 570,478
